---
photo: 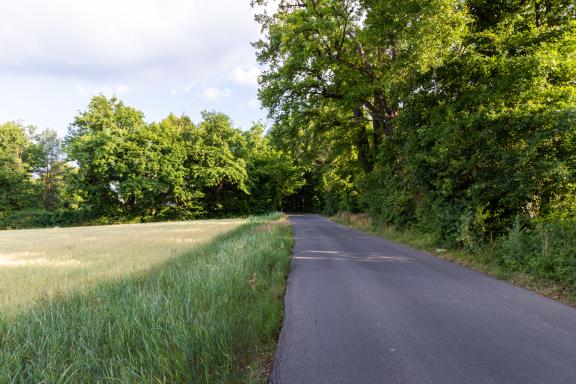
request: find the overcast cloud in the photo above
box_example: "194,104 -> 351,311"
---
0,0 -> 270,135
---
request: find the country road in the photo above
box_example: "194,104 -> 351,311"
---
270,215 -> 576,384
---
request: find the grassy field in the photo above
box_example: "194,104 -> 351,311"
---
0,219 -> 244,315
0,215 -> 292,383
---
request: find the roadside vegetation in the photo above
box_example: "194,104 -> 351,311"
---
334,212 -> 576,306
252,1 -> 575,296
0,214 -> 292,383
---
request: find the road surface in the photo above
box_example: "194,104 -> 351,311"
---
270,215 -> 576,384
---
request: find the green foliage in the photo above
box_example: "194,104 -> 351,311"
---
491,218 -> 576,292
498,216 -> 527,269
185,111 -> 248,215
379,1 -> 576,244
0,208 -> 99,230
255,1 -> 576,292
243,124 -> 305,213
456,207 -> 491,253
1,95 -> 304,228
67,95 -> 155,217
0,122 -> 40,211
255,0 -> 576,239
253,0 -> 467,211
27,129 -> 68,211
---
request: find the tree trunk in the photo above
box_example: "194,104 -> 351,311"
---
214,181 -> 225,208
367,91 -> 398,156
353,108 -> 374,173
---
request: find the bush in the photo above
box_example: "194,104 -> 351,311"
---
0,208 -> 97,229
496,216 -> 528,269
494,218 -> 576,292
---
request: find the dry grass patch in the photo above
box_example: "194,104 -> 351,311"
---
0,219 -> 244,314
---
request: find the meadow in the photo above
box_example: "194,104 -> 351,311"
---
0,215 -> 292,383
0,219 -> 244,314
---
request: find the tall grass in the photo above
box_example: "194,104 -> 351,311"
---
0,214 -> 292,383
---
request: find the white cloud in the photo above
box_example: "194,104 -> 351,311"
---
232,66 -> 260,87
75,82 -> 130,97
200,87 -> 231,101
170,86 -> 193,97
0,0 -> 273,133
247,99 -> 260,108
0,0 -> 258,76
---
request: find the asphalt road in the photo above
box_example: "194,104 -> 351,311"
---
270,215 -> 576,384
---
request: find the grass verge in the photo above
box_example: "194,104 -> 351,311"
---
0,214 -> 292,383
332,212 -> 576,307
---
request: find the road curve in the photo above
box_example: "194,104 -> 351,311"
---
270,215 -> 576,384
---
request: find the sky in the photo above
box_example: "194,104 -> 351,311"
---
0,0 -> 273,136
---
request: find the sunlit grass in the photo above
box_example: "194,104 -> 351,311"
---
0,214 -> 292,383
0,219 -> 244,315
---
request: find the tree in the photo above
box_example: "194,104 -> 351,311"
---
252,0 -> 468,213
253,0 -> 467,172
254,0 -> 576,247
184,111 -> 248,214
361,0 -> 576,243
67,96 -> 210,219
0,122 -> 39,211
28,129 -> 67,211
118,115 -> 204,219
66,95 -> 148,216
243,123 -> 305,212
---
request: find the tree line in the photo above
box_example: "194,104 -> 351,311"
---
0,95 -> 304,228
252,1 -> 576,287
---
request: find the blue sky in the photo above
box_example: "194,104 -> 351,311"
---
0,0 -> 273,136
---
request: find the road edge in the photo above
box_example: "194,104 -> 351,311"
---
329,213 -> 576,309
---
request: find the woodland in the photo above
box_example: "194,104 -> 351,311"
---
252,0 -> 576,288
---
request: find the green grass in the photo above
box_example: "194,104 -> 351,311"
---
332,212 -> 576,307
0,214 -> 292,383
0,218 -> 244,314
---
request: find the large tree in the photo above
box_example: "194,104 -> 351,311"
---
243,123 -> 305,212
254,0 -> 576,246
67,96 -> 213,219
66,95 -> 147,215
253,0 -> 467,173
252,0 -> 468,214
184,111 -> 248,214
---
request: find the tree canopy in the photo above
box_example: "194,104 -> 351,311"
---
0,95 -> 304,227
253,0 -> 576,246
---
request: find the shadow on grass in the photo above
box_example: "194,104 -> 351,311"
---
0,214 -> 292,384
